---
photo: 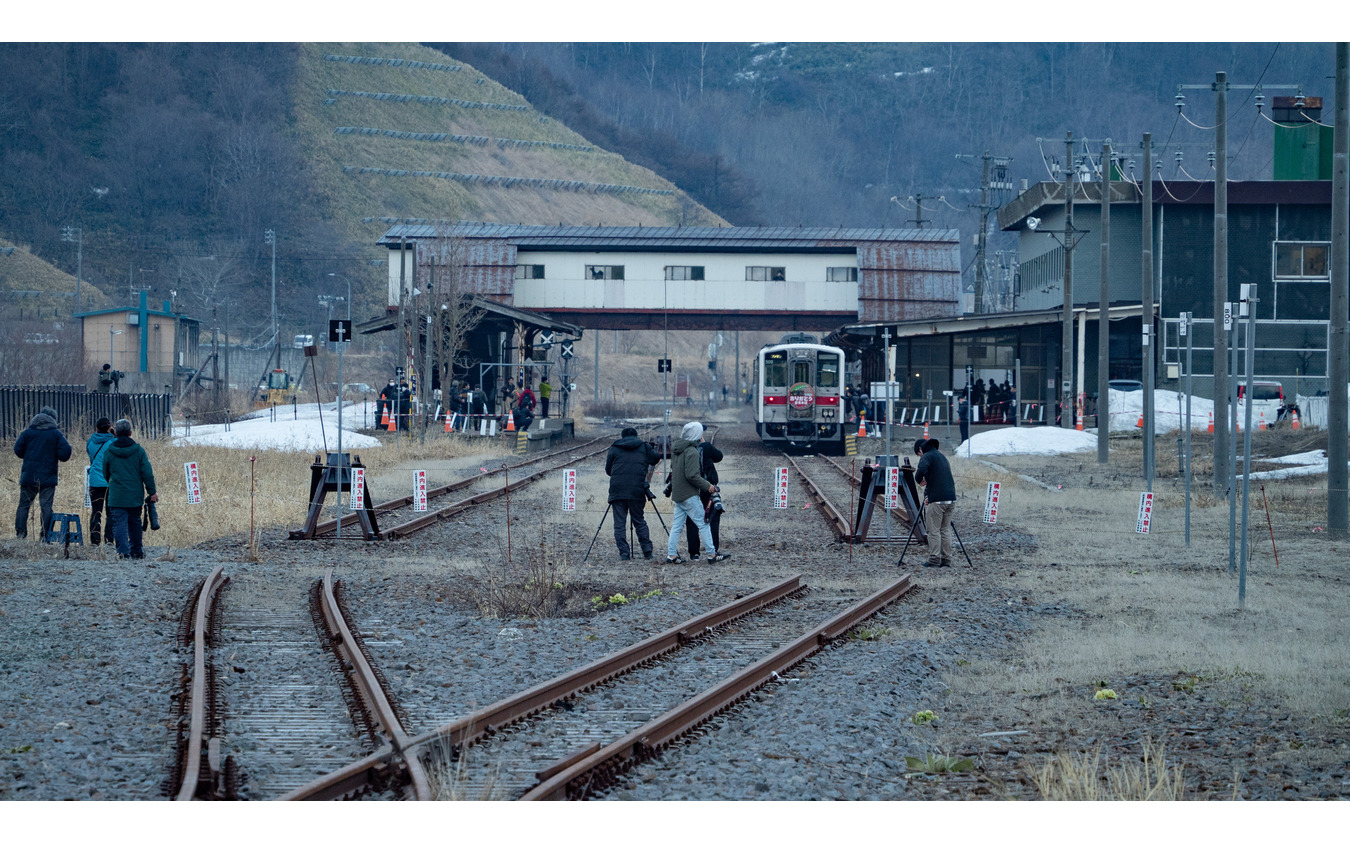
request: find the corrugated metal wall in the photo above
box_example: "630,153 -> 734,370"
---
856,242 -> 962,322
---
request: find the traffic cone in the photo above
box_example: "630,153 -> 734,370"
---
857,413 -> 866,438
1259,410 -> 1267,430
505,411 -> 515,433
1136,413 -> 1143,429
1207,411 -> 1214,433
1292,409 -> 1300,430
444,413 -> 454,433
386,410 -> 397,432
379,406 -> 389,428
923,421 -> 930,440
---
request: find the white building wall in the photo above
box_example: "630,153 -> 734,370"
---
511,251 -> 858,313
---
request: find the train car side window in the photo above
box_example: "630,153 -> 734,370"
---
817,354 -> 840,388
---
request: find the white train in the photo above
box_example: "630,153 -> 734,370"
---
754,333 -> 847,454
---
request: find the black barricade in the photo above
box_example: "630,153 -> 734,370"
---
0,386 -> 173,440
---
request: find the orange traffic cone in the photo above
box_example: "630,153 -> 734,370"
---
379,406 -> 389,428
1136,413 -> 1144,429
1207,411 -> 1214,433
1259,410 -> 1267,430
857,413 -> 866,438
923,421 -> 930,440
444,413 -> 453,433
386,409 -> 397,432
1292,409 -> 1300,430
505,411 -> 516,433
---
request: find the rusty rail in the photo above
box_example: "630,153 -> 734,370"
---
785,454 -> 854,540
173,565 -> 230,800
291,436 -> 611,539
306,570 -> 431,800
520,573 -> 915,800
281,574 -> 805,800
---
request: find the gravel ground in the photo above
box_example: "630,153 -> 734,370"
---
2,412 -> 1347,803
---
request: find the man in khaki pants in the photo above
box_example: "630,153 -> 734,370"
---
914,438 -> 955,567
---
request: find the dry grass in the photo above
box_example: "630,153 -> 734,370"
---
427,736 -> 503,800
1032,738 -> 1187,800
947,444 -> 1350,721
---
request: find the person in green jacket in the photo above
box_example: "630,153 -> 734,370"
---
540,376 -> 552,418
664,422 -> 728,564
103,418 -> 158,559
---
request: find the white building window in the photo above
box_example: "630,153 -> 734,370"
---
586,265 -> 624,280
515,264 -> 545,279
826,266 -> 858,282
664,265 -> 705,281
746,266 -> 786,281
1274,242 -> 1329,280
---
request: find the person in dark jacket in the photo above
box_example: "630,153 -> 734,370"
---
396,380 -> 413,430
665,422 -> 727,564
13,405 -> 72,539
104,418 -> 158,559
604,427 -> 661,560
914,438 -> 956,568
377,379 -> 397,426
85,417 -> 116,545
684,437 -> 724,558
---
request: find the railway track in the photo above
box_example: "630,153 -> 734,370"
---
291,436 -> 612,540
785,453 -> 919,544
170,566 -> 231,800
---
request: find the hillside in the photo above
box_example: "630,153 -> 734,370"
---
0,237 -> 112,321
292,43 -> 726,253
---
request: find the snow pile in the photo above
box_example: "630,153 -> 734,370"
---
1248,450 -> 1344,480
173,401 -> 383,452
1104,388 -> 1216,434
959,426 -> 1099,456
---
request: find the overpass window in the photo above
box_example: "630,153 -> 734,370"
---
1275,242 -> 1329,279
747,266 -> 786,281
586,265 -> 625,280
826,267 -> 857,282
665,265 -> 705,281
515,264 -> 545,279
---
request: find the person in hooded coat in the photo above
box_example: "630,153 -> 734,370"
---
604,427 -> 660,560
914,437 -> 956,568
13,405 -> 72,539
665,422 -> 728,564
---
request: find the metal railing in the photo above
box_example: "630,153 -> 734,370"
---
0,386 -> 173,440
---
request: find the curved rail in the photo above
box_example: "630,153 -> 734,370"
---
280,574 -> 805,800
784,454 -> 854,539
313,569 -> 431,800
292,436 -> 611,539
521,573 -> 915,800
173,565 -> 229,801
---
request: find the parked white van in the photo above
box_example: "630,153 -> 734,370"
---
1236,381 -> 1284,428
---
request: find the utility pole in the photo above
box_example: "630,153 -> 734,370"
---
910,194 -> 927,229
265,228 -> 278,373
1061,131 -> 1076,429
1098,140 -> 1111,464
62,226 -> 82,314
1142,134 -> 1156,489
398,235 -> 408,381
1330,43 -> 1349,536
975,154 -> 989,312
1213,72 -> 1230,495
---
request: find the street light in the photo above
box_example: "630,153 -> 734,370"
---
109,328 -> 123,382
328,272 -> 350,320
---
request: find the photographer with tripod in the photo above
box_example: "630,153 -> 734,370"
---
914,438 -> 956,568
97,363 -> 124,394
604,427 -> 661,560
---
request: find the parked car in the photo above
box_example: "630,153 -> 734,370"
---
1237,380 -> 1286,426
343,382 -> 373,396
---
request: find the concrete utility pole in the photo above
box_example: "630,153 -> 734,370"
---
1330,43 -> 1349,536
1142,133 -> 1156,490
1213,72 -> 1231,495
1098,140 -> 1111,464
265,229 -> 278,371
1061,131 -> 1076,429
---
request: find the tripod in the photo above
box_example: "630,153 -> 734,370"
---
582,497 -> 669,563
896,501 -> 973,568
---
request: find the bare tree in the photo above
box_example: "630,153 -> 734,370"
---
170,247 -> 243,316
424,224 -> 484,404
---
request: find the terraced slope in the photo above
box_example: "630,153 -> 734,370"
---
292,43 -> 725,248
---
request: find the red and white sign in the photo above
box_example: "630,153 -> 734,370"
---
884,466 -> 900,510
413,469 -> 428,512
774,467 -> 789,509
1136,491 -> 1154,534
787,383 -> 815,410
350,467 -> 365,510
983,481 -> 1000,524
562,468 -> 577,511
184,461 -> 202,504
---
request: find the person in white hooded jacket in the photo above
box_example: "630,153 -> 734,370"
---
665,422 -> 729,564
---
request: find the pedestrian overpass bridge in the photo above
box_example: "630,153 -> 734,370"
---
377,224 -> 963,332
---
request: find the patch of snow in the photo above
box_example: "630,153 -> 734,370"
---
958,426 -> 1099,456
173,400 -> 383,452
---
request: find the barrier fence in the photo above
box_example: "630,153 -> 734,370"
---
0,386 -> 173,440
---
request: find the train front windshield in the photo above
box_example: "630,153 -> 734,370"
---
817,354 -> 839,388
763,351 -> 787,388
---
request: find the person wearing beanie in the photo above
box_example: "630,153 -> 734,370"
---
13,405 -> 72,539
913,437 -> 956,567
104,418 -> 158,559
605,426 -> 661,560
666,422 -> 728,564
86,417 -> 116,545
